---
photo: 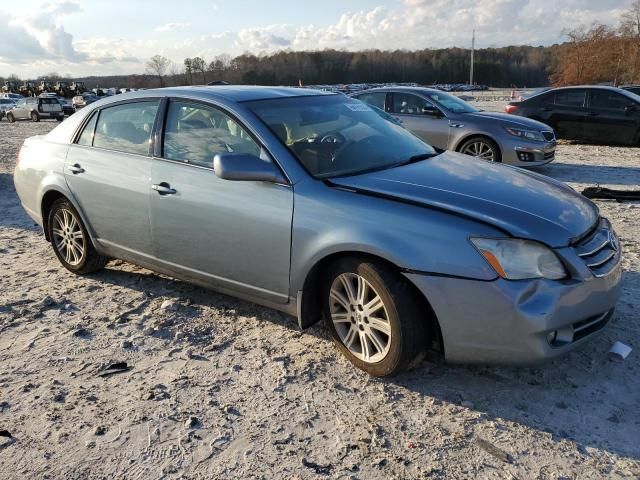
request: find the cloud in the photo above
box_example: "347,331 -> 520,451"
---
235,26 -> 292,50
156,22 -> 191,32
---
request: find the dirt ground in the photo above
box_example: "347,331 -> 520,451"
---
1,107 -> 639,479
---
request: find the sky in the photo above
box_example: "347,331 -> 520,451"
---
0,0 -> 632,78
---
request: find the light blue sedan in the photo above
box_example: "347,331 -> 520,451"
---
14,86 -> 622,376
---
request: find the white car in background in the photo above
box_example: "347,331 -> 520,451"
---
0,97 -> 17,120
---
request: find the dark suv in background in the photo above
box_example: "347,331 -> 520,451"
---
5,97 -> 64,122
505,86 -> 640,145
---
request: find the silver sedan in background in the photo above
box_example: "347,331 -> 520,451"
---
14,87 -> 621,376
353,86 -> 557,166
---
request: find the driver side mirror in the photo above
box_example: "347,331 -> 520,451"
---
422,106 -> 443,117
214,152 -> 287,184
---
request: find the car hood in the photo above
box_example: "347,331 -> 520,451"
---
464,111 -> 550,130
330,151 -> 598,247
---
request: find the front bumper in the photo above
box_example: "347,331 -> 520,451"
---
501,138 -> 556,167
405,246 -> 623,365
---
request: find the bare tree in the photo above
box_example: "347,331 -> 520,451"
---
191,57 -> 206,84
621,0 -> 640,37
146,54 -> 170,87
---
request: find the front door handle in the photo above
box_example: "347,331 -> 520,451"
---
152,182 -> 177,195
68,163 -> 85,174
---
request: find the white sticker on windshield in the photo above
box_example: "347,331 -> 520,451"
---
345,103 -> 372,112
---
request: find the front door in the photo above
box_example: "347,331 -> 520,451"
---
585,90 -> 639,145
64,100 -> 160,260
149,99 -> 293,303
389,92 -> 450,149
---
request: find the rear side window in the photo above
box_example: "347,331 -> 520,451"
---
76,112 -> 97,146
356,92 -> 386,110
554,90 -> 586,107
590,91 -> 632,110
94,101 -> 159,155
163,101 -> 260,168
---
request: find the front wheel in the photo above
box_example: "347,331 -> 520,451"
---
323,257 -> 427,377
6,113 -> 15,123
47,198 -> 108,274
31,111 -> 40,122
459,137 -> 501,162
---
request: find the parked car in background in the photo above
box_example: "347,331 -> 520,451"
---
13,86 -> 621,375
40,93 -> 74,116
353,87 -> 556,166
0,97 -> 17,120
5,96 -> 63,122
1,92 -> 24,100
621,85 -> 640,96
505,86 -> 640,145
72,92 -> 99,110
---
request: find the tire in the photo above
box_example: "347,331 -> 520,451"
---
31,111 -> 40,122
458,136 -> 501,162
47,198 -> 108,274
322,257 -> 427,377
6,113 -> 15,123
56,116 -> 64,122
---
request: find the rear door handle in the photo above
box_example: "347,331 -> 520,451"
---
587,111 -> 600,116
68,164 -> 85,174
152,182 -> 177,195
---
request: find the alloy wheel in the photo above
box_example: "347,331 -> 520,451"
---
52,208 -> 85,266
329,272 -> 392,363
462,140 -> 496,161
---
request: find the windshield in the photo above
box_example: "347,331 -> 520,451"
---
246,95 -> 435,179
424,91 -> 477,113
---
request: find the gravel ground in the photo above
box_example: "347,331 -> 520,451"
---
0,111 -> 639,479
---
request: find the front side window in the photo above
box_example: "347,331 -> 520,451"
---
93,101 -> 159,155
163,101 -> 260,168
424,91 -> 477,113
554,90 -> 586,107
76,112 -> 97,146
247,95 -> 435,179
391,93 -> 433,115
590,91 -> 632,110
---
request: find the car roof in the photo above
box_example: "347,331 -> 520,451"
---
109,85 -> 336,103
354,86 -> 442,95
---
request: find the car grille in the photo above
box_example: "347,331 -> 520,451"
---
573,218 -> 620,277
542,131 -> 555,141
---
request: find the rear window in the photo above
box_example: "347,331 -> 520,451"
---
40,98 -> 59,104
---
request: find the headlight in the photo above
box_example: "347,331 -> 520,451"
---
504,127 -> 546,142
470,238 -> 567,280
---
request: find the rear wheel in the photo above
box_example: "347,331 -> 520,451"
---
459,136 -> 501,162
56,116 -> 64,122
47,198 -> 108,274
323,257 -> 427,377
30,111 -> 40,122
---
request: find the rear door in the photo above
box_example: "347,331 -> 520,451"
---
64,100 -> 160,260
149,98 -> 294,303
548,89 -> 588,140
389,92 -> 450,149
585,90 -> 639,144
13,99 -> 27,119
